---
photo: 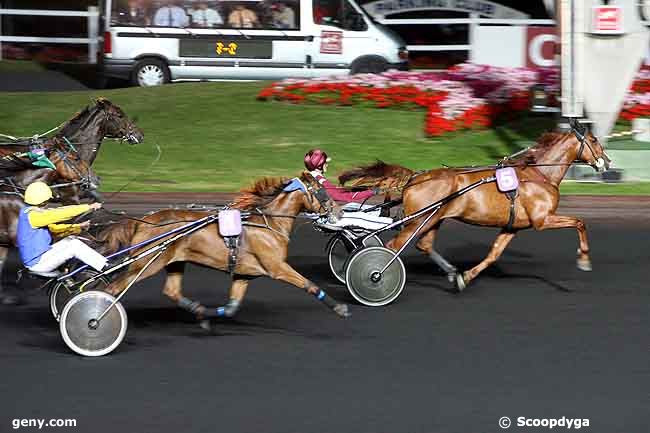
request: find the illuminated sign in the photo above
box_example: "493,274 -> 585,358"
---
592,5 -> 624,35
179,39 -> 272,58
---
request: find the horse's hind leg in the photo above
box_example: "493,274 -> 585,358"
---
415,222 -> 459,284
0,247 -> 21,305
459,230 -> 516,290
161,262 -> 207,317
200,276 -> 250,320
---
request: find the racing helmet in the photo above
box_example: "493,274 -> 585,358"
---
304,149 -> 332,171
24,182 -> 53,205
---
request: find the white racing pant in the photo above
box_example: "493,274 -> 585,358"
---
28,237 -> 107,273
319,203 -> 393,231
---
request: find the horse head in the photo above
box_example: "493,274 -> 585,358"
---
568,118 -> 612,172
95,98 -> 144,145
298,172 -> 339,218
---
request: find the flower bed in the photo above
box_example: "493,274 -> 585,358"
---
258,63 -> 650,137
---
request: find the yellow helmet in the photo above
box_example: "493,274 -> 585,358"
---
24,182 -> 53,205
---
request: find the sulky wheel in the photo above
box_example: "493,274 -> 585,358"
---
49,270 -> 110,322
328,234 -> 382,284
59,291 -> 127,357
345,246 -> 406,307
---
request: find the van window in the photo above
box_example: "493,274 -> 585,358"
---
313,0 -> 367,31
111,0 -> 300,30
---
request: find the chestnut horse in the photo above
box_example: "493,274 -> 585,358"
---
98,173 -> 350,328
338,127 -> 611,291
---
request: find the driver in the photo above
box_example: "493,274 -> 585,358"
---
17,182 -> 107,275
304,149 -> 392,230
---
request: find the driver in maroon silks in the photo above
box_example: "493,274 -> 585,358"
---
304,148 -> 379,203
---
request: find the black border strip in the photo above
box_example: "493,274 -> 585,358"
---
116,32 -> 308,41
166,61 -> 350,69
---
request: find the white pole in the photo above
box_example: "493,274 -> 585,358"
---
0,2 -> 3,62
468,13 -> 479,63
88,6 -> 98,64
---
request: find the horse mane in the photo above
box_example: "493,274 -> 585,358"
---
338,160 -> 415,189
57,98 -> 110,137
229,176 -> 291,210
503,132 -> 566,166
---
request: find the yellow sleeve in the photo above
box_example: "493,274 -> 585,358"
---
48,223 -> 82,237
28,205 -> 91,228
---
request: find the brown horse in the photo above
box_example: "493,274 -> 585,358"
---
0,137 -> 100,202
0,141 -> 100,304
338,128 -> 611,291
0,98 -> 143,166
98,173 -> 350,328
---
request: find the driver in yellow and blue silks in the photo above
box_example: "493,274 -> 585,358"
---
16,182 -> 107,275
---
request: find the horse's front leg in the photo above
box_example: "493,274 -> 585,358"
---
460,230 -> 516,291
266,261 -> 350,318
535,214 -> 591,271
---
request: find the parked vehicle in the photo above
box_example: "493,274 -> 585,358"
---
101,0 -> 408,86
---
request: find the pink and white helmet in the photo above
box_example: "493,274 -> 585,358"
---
304,149 -> 331,171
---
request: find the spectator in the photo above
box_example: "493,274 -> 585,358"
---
191,2 -> 223,27
119,0 -> 150,26
272,2 -> 295,28
228,4 -> 260,28
153,0 -> 189,27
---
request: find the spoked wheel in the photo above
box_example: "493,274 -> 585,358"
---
328,234 -> 382,284
49,270 -> 110,322
59,291 -> 127,357
345,246 -> 406,306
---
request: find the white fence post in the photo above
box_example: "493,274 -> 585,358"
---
87,6 -> 98,64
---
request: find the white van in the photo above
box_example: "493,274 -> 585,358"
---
101,0 -> 408,86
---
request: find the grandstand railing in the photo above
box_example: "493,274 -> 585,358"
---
0,5 -> 100,63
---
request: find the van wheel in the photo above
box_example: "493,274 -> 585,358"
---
350,56 -> 388,74
132,58 -> 170,87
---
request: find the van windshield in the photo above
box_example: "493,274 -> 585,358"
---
313,0 -> 367,31
111,0 -> 300,30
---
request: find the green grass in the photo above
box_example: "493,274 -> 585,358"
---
0,81 -> 647,194
0,60 -> 45,73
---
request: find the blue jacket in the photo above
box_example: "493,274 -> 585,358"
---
16,207 -> 52,267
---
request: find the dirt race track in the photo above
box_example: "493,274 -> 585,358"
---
0,193 -> 647,433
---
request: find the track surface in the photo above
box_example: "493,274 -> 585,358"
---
0,215 -> 648,433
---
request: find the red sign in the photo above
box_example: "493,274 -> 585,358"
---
320,31 -> 343,54
592,6 -> 623,34
526,27 -> 558,68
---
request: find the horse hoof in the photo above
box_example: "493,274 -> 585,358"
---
577,259 -> 592,272
334,303 -> 351,318
0,295 -> 24,306
199,320 -> 213,332
455,273 -> 467,292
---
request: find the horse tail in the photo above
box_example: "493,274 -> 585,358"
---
338,160 -> 415,190
97,219 -> 139,254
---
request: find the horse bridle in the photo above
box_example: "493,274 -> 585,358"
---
103,106 -> 140,144
301,173 -> 336,217
568,119 -> 608,170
